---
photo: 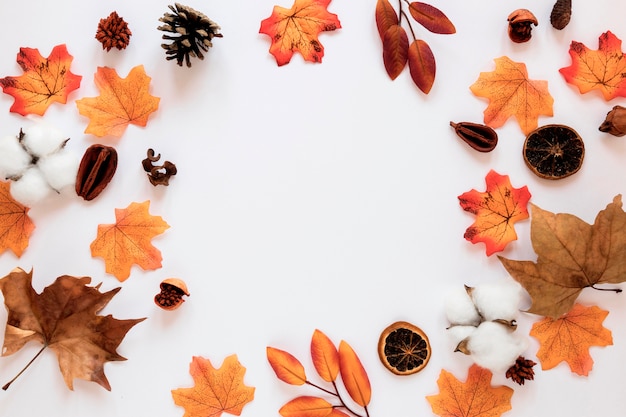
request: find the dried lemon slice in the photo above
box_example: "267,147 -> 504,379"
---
523,124 -> 584,180
378,321 -> 431,375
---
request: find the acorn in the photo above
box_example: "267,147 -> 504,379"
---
154,278 -> 189,310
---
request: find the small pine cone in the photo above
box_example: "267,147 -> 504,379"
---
505,356 -> 537,385
157,3 -> 223,67
96,11 -> 132,51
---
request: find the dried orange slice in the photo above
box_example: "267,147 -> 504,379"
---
378,321 -> 431,375
523,124 -> 584,179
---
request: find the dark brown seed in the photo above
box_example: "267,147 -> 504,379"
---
599,105 -> 626,137
450,121 -> 498,152
550,0 -> 572,30
75,144 -> 118,200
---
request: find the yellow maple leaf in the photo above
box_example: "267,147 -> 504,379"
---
76,65 -> 160,137
90,201 -> 169,281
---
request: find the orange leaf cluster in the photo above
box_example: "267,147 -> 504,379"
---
458,170 -> 531,256
267,329 -> 371,417
0,181 -> 34,257
172,355 -> 255,417
0,44 -> 82,116
530,304 -> 613,376
259,0 -> 341,66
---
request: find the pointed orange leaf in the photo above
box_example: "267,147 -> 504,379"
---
560,31 -> 626,100
76,65 -> 160,137
338,340 -> 371,407
470,56 -> 554,134
458,170 -> 531,256
279,396 -> 333,417
408,39 -> 435,94
530,304 -> 613,376
259,0 -> 341,66
90,201 -> 169,281
0,181 -> 34,257
375,0 -> 398,39
267,346 -> 307,385
0,44 -> 82,116
382,25 -> 409,80
310,329 -> 339,382
172,355 -> 255,417
408,2 -> 456,34
426,364 -> 513,417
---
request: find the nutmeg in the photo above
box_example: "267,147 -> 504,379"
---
154,278 -> 189,310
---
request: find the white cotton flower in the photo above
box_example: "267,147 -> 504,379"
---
38,151 -> 79,190
471,280 -> 523,322
21,124 -> 67,157
445,286 -> 481,326
0,134 -> 30,178
446,325 -> 477,347
10,168 -> 53,206
467,321 -> 529,373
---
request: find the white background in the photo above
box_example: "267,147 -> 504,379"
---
0,0 -> 625,416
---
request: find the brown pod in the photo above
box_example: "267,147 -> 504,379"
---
550,0 -> 572,30
599,105 -> 626,137
75,144 -> 118,200
450,121 -> 498,152
507,9 -> 538,43
154,278 -> 189,310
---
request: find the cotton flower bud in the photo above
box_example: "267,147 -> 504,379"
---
470,280 -> 523,322
445,285 -> 481,326
20,124 -> 68,156
0,134 -> 30,178
446,325 -> 477,347
599,105 -> 626,137
462,321 -> 529,373
10,168 -> 53,206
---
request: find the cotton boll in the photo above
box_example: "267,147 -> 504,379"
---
471,280 -> 523,321
467,321 -> 529,373
21,124 -> 67,157
445,286 -> 481,326
10,168 -> 53,206
38,151 -> 79,190
0,134 -> 30,178
446,325 -> 476,347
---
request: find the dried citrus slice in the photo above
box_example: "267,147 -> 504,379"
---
523,124 -> 584,179
378,321 -> 431,375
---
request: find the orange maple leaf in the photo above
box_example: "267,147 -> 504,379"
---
426,364 -> 513,417
559,31 -> 626,100
458,170 -> 531,256
172,355 -> 255,417
0,44 -> 82,116
0,181 -> 34,257
75,65 -> 160,137
530,304 -> 613,376
259,0 -> 341,66
470,56 -> 554,134
90,201 -> 169,281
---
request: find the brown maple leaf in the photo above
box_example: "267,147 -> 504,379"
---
0,267 -> 145,390
0,181 -> 35,257
259,0 -> 342,66
90,201 -> 169,281
470,56 -> 554,134
560,31 -> 626,100
458,170 -> 531,256
0,44 -> 82,116
426,364 -> 513,417
499,195 -> 626,318
75,65 -> 160,137
530,304 -> 613,376
171,355 -> 255,417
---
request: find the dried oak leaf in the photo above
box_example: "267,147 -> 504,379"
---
458,170 -> 531,256
470,56 -> 554,135
90,200 -> 169,281
0,267 -> 145,390
499,195 -> 626,319
75,65 -> 160,137
172,355 -> 255,417
0,181 -> 34,257
259,0 -> 341,66
560,31 -> 626,100
530,304 -> 613,376
426,364 -> 513,417
0,44 -> 82,116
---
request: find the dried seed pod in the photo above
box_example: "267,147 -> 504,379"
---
154,278 -> 189,310
507,9 -> 538,43
450,121 -> 498,152
75,144 -> 118,200
599,105 -> 626,137
96,11 -> 132,51
550,0 -> 572,30
142,148 -> 177,186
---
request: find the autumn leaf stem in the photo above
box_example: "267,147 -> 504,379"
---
398,0 -> 417,42
2,344 -> 47,390
590,284 -> 622,293
306,379 -> 337,396
305,380 -> 368,417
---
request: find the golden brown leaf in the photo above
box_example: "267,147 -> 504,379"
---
310,329 -> 339,382
407,39 -> 435,94
172,355 -> 255,417
0,181 -> 34,257
382,25 -> 409,80
375,0 -> 398,39
407,2 -> 456,34
338,340 -> 371,407
279,396 -> 333,417
267,346 -> 307,385
530,304 -> 613,376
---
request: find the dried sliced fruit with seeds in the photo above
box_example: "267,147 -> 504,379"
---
523,124 -> 584,179
378,321 -> 431,375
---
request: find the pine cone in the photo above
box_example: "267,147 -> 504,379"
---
95,11 -> 132,51
505,356 -> 536,385
157,3 -> 223,67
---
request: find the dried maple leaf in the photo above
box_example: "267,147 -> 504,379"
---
0,44 -> 82,116
470,56 -> 554,134
259,0 -> 341,66
0,267 -> 145,390
426,364 -> 513,417
90,201 -> 169,281
530,304 -> 613,376
75,65 -> 160,137
0,181 -> 34,257
499,195 -> 626,318
560,31 -> 626,100
458,170 -> 531,256
171,355 -> 255,417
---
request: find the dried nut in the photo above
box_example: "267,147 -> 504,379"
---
154,278 -> 189,310
550,0 -> 572,30
507,9 -> 538,43
599,105 -> 626,137
450,121 -> 498,152
75,144 -> 118,201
